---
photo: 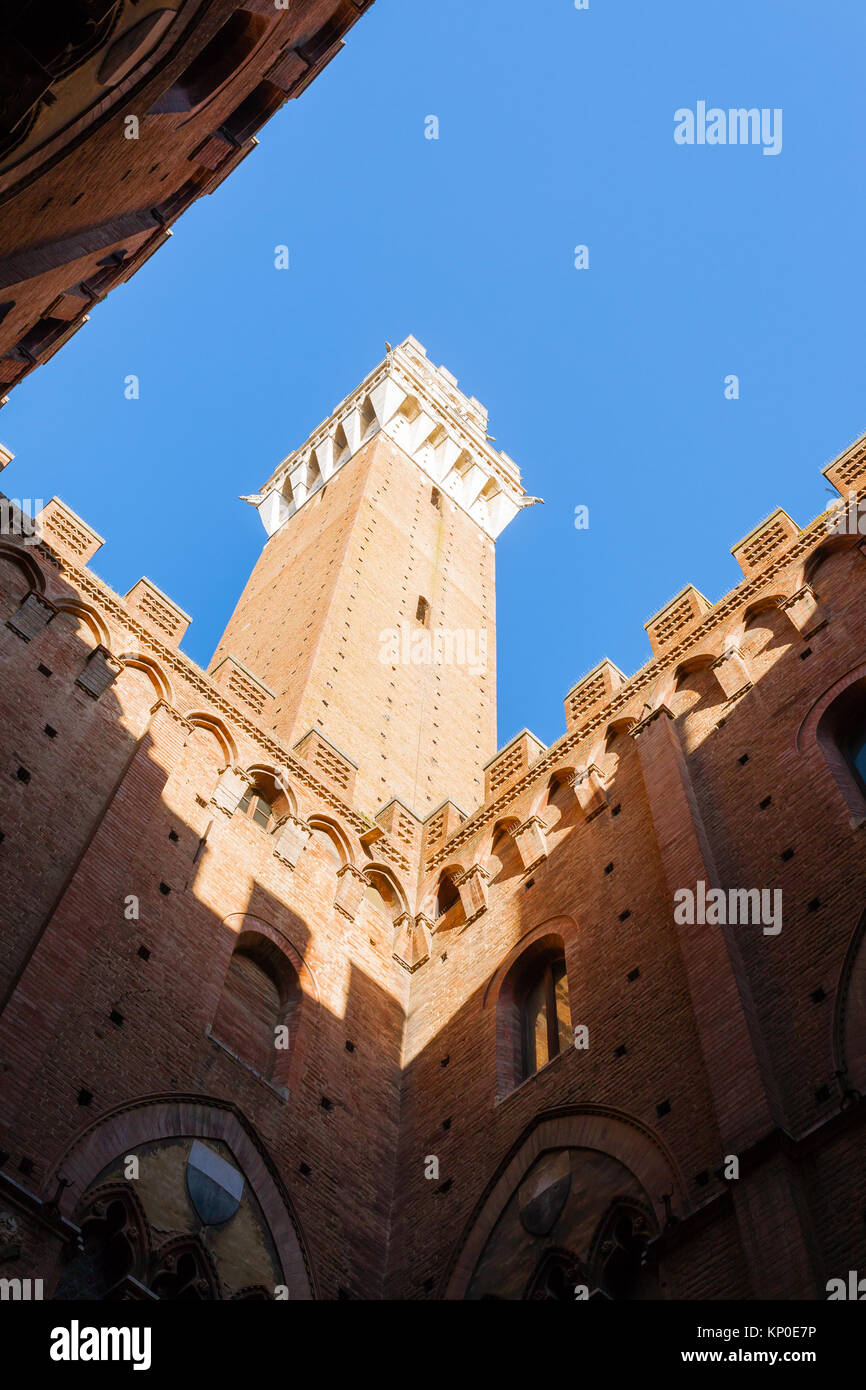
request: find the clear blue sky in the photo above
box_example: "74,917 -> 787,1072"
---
3,0 -> 864,751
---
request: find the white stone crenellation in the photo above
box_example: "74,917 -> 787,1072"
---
246,336 -> 539,540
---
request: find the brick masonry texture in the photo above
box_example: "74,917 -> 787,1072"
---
1,411 -> 866,1300
0,1 -> 374,401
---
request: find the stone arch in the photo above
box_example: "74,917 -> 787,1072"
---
476,815 -> 521,868
670,653 -> 725,744
802,532 -> 861,588
212,930 -> 302,1090
183,711 -> 238,767
240,764 -> 296,824
443,1107 -> 687,1299
539,767 -> 580,834
49,1096 -> 315,1298
306,814 -> 353,867
589,716 -> 636,785
117,651 -> 173,704
53,1180 -> 152,1301
218,911 -> 318,1094
429,864 -> 465,925
483,916 -> 581,1010
740,598 -> 796,670
149,1231 -> 222,1301
53,598 -> 110,648
484,818 -> 524,887
0,540 -> 45,594
492,927 -> 573,1097
741,594 -> 788,625
245,765 -> 297,812
796,663 -> 866,822
363,863 -> 408,918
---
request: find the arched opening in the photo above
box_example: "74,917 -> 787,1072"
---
150,1242 -> 219,1301
307,817 -> 348,868
237,786 -> 275,831
212,932 -> 301,1082
487,822 -> 522,885
435,870 -> 460,920
816,677 -> 866,820
591,1203 -> 660,1300
497,935 -> 572,1092
235,769 -> 293,831
364,868 -> 403,918
54,1191 -> 143,1300
544,770 -> 578,833
148,11 -> 269,114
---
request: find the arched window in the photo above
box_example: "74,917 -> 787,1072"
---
307,819 -> 346,867
212,933 -> 300,1082
436,871 -> 460,919
53,1192 -> 143,1301
496,937 -> 573,1095
816,679 -> 866,817
148,11 -> 268,114
591,1205 -> 658,1300
830,690 -> 866,792
519,953 -> 571,1080
364,869 -> 402,918
151,1243 -> 218,1301
236,787 -> 274,831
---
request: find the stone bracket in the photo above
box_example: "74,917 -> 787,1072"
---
75,645 -> 122,699
272,814 -> 313,870
512,816 -> 548,872
712,647 -> 753,701
780,584 -> 826,638
334,863 -> 367,922
210,765 -> 253,819
454,864 -> 489,924
7,590 -> 55,641
393,913 -> 431,973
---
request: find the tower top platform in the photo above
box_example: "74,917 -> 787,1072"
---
250,336 -> 538,541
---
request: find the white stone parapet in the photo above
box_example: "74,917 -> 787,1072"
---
246,336 -> 537,541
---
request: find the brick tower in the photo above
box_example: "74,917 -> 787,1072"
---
211,336 -> 534,816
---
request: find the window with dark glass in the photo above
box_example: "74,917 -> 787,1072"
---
237,787 -> 273,830
520,956 -> 571,1079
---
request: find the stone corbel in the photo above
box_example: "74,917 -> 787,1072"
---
572,764 -> 609,819
711,646 -> 752,700
210,765 -> 253,818
7,590 -> 55,641
453,864 -> 489,924
393,913 -> 430,973
780,584 -> 826,638
628,704 -> 674,739
512,816 -> 548,872
75,645 -> 122,699
334,863 -> 367,922
272,814 -> 312,870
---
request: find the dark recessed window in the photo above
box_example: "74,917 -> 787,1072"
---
148,11 -> 268,114
237,787 -> 274,831
520,955 -> 571,1081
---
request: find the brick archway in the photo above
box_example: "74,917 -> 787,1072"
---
49,1095 -> 315,1298
443,1106 -> 687,1300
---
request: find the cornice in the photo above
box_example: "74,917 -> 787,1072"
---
38,544 -> 410,873
426,506 -> 838,871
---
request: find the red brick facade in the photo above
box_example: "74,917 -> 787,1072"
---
0,355 -> 865,1300
0,1 -> 373,402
